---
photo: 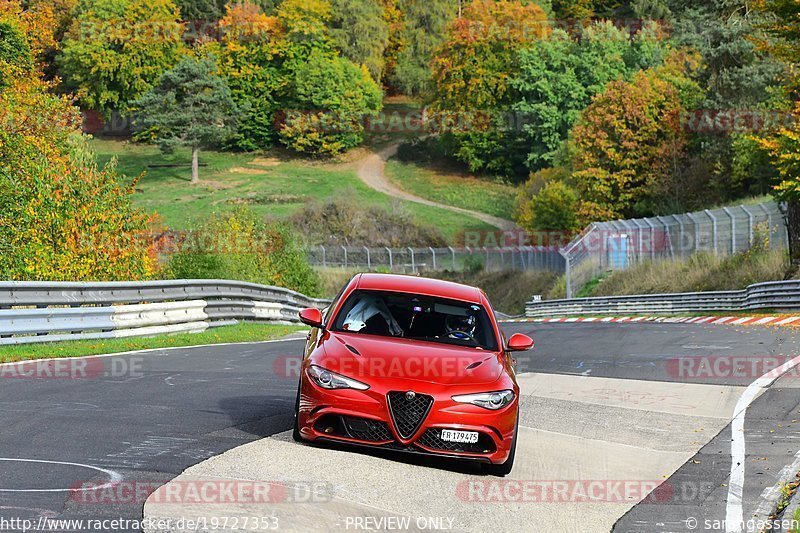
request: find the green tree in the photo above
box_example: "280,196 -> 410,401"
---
329,0 -> 389,83
58,0 -> 185,114
515,177 -> 581,237
393,0 -> 459,95
510,21 -> 664,172
132,56 -> 238,184
279,51 -> 382,155
667,0 -> 783,201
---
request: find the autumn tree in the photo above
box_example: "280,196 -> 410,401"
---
132,56 -> 238,184
0,19 -> 155,280
212,1 -> 284,150
58,0 -> 185,113
569,54 -> 702,219
751,0 -> 800,269
429,0 -> 550,177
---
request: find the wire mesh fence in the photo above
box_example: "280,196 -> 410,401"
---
306,246 -> 566,274
561,201 -> 788,298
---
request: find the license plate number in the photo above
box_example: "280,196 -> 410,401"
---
441,429 -> 479,443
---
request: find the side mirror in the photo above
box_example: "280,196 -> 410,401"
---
298,308 -> 324,328
507,333 -> 534,352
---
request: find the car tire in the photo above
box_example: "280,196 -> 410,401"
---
483,411 -> 518,477
292,381 -> 304,442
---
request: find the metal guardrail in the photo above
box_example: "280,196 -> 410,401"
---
0,280 -> 330,346
525,280 -> 800,318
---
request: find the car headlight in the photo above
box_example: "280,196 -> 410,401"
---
307,365 -> 369,391
452,390 -> 515,410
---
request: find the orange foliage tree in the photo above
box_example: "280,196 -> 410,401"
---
0,17 -> 157,281
569,54 -> 702,220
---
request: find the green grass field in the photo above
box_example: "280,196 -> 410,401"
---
0,323 -> 302,362
91,139 -> 495,242
385,159 -> 517,219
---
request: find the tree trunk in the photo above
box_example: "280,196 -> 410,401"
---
788,199 -> 800,273
191,147 -> 200,184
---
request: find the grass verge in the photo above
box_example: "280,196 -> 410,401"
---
0,323 -> 303,362
91,139 -> 494,242
385,159 -> 517,219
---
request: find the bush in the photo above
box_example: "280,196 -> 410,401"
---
165,208 -> 320,296
290,194 -> 446,247
279,51 -> 382,156
515,174 -> 581,238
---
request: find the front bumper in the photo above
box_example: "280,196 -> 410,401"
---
297,377 -> 518,465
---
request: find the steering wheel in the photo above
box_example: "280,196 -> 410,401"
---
446,329 -> 475,341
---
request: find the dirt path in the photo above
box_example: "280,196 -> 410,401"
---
357,143 -> 519,231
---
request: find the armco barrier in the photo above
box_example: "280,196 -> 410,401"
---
0,280 -> 330,346
525,280 -> 800,318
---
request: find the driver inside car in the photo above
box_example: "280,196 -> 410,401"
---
444,313 -> 477,340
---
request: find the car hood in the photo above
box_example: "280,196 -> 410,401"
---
316,332 -> 504,386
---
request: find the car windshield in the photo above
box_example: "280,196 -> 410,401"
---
331,290 -> 498,351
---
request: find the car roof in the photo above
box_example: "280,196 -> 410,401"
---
354,273 -> 484,304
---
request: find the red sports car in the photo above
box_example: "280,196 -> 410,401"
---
292,273 -> 534,476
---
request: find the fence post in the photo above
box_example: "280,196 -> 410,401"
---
672,215 -> 685,257
687,212 -> 702,253
448,246 -> 456,270
656,216 -> 675,258
408,247 -> 415,273
341,246 -> 348,269
741,205 -> 755,247
385,247 -> 393,271
704,210 -> 719,255
643,218 -> 656,260
561,249 -> 572,299
320,245 -> 326,267
363,246 -> 371,270
621,220 -> 639,264
429,247 -> 436,270
722,207 -> 737,254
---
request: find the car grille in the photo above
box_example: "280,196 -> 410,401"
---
387,392 -> 433,439
418,428 -> 496,454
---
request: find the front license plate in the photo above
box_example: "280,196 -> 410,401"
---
440,429 -> 479,444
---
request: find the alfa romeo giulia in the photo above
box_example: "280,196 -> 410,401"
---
292,273 -> 533,476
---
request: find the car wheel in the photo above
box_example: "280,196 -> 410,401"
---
484,412 -> 518,477
292,381 -> 304,442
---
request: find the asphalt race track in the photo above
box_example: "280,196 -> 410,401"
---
2,323 -> 800,532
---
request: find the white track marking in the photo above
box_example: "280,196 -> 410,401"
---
0,458 -> 122,492
725,353 -> 800,533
